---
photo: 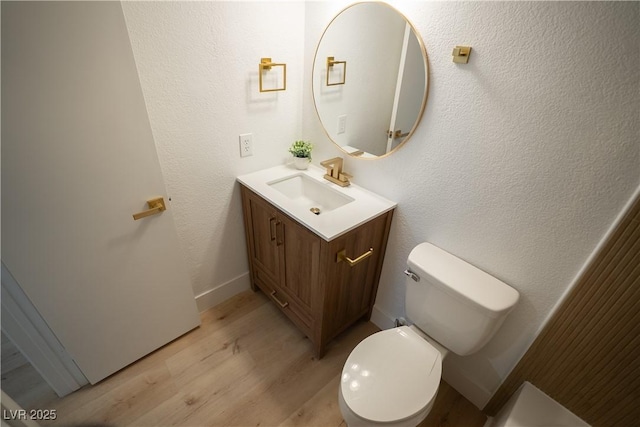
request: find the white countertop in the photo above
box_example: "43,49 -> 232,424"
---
237,164 -> 397,241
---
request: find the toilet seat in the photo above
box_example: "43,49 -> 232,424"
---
340,326 -> 442,423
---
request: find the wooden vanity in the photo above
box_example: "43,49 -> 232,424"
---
240,184 -> 394,358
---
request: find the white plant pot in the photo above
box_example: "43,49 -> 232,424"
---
294,156 -> 310,170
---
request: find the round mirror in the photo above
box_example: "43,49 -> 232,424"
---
312,2 -> 429,158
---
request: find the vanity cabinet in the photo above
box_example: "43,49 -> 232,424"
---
240,185 -> 394,358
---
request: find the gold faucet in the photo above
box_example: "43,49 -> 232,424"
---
320,157 -> 352,187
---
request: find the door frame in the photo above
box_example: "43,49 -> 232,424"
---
386,22 -> 412,154
1,262 -> 88,397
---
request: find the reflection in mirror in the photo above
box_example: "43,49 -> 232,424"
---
312,2 -> 428,158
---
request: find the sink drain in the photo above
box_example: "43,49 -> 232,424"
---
310,207 -> 321,215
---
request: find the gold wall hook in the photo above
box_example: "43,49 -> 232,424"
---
132,197 -> 166,220
259,57 -> 287,92
326,56 -> 347,86
452,46 -> 471,64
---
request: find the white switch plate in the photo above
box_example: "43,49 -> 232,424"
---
337,115 -> 347,134
239,133 -> 253,157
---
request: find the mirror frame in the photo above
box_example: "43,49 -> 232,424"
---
311,1 -> 429,159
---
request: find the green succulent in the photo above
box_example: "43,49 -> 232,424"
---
289,140 -> 313,159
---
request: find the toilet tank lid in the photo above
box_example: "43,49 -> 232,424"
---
408,243 -> 519,315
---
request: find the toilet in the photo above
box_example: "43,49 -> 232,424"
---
339,242 -> 520,427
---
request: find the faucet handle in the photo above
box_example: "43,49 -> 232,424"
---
338,172 -> 352,183
321,163 -> 334,176
320,157 -> 342,167
321,156 -> 351,187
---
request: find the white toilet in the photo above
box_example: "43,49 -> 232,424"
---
339,242 -> 520,427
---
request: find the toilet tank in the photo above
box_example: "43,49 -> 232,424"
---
405,243 -> 519,356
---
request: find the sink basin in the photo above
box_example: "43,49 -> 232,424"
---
237,165 -> 396,241
268,173 -> 354,213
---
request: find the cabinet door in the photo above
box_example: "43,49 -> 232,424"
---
324,213 -> 390,339
246,193 -> 281,285
278,213 -> 321,314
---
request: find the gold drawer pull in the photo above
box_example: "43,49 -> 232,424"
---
133,197 -> 166,220
337,247 -> 373,267
270,290 -> 289,308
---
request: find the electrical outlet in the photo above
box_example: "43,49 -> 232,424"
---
239,133 -> 253,157
337,115 -> 347,134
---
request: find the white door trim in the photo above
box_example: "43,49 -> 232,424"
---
386,22 -> 412,154
1,263 -> 88,397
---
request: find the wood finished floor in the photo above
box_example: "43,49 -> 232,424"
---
1,290 -> 486,427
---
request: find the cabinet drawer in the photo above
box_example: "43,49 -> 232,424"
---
254,266 -> 312,336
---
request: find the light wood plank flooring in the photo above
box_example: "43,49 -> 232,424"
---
2,290 -> 486,426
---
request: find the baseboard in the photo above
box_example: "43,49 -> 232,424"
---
442,361 -> 494,409
369,304 -> 396,330
195,272 -> 251,313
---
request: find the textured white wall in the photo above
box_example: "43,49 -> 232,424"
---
303,0 -> 639,407
121,1 -> 305,297
120,0 -> 638,409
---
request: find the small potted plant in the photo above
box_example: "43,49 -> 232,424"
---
289,140 -> 313,170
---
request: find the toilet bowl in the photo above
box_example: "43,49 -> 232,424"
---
338,326 -> 442,427
339,243 -> 520,426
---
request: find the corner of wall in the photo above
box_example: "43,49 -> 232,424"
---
370,304 -> 396,330
442,364 -> 494,409
194,272 -> 251,313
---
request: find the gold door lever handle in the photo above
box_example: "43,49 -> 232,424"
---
394,130 -> 409,139
132,197 -> 166,220
337,247 -> 374,267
